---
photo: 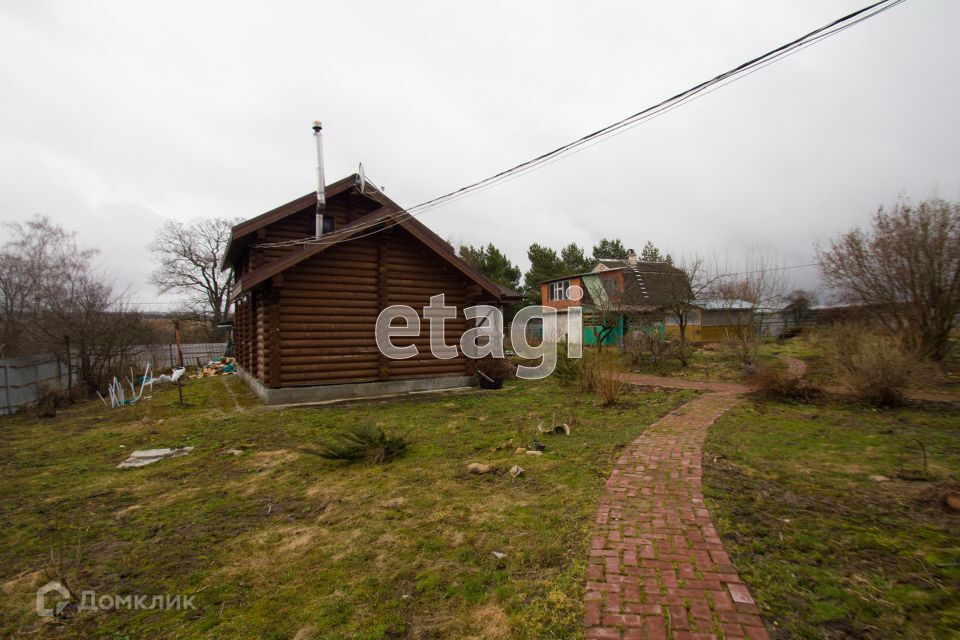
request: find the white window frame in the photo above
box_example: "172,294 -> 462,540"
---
549,280 -> 571,302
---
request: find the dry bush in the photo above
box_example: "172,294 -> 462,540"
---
819,323 -> 929,406
623,332 -> 673,368
576,351 -> 602,392
747,366 -> 821,402
591,351 -> 627,407
476,355 -> 516,381
34,384 -> 74,418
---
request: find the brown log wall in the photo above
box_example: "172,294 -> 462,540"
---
270,227 -> 476,388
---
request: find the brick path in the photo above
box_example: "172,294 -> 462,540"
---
585,392 -> 770,640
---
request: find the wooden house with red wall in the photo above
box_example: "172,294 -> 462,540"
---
224,173 -> 520,404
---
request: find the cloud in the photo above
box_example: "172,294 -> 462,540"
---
1,0 -> 958,303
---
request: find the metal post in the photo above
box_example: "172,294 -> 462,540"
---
313,120 -> 326,237
175,321 -> 184,405
2,364 -> 11,416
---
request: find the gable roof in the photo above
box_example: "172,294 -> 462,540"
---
228,174 -> 521,304
541,261 -> 690,310
223,174 -> 396,266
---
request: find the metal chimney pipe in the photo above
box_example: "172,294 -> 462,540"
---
313,120 -> 326,237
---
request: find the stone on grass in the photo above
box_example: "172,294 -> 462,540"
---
869,475 -> 890,482
224,449 -> 244,456
467,463 -> 491,474
514,447 -> 526,455
509,465 -> 524,478
525,450 -> 543,456
491,551 -> 507,559
946,491 -> 960,512
117,447 -> 193,469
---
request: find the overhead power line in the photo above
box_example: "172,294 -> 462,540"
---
256,0 -> 906,251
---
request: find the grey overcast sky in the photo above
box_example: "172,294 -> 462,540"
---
1,0 -> 958,306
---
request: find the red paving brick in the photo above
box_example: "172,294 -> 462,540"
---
584,392 -> 770,640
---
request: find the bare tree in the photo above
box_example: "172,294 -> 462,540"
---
817,197 -> 960,361
150,217 -> 239,334
716,250 -> 787,366
0,215 -> 153,390
663,255 -> 716,366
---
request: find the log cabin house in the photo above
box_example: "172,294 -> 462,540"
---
224,173 -> 521,404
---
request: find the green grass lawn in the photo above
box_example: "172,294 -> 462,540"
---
0,375 -> 692,639
703,399 -> 960,639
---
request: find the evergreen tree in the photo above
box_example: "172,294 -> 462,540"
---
639,240 -> 673,264
522,243 -> 564,305
458,243 -> 521,290
591,238 -> 629,262
560,242 -> 592,273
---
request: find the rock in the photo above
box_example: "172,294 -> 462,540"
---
491,551 -> 507,559
514,447 -> 526,455
946,491 -> 960,512
224,449 -> 244,456
467,463 -> 491,474
509,465 -> 524,478
869,475 -> 890,482
381,497 -> 406,509
525,450 -> 543,456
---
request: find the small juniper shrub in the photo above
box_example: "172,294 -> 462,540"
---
312,422 -> 408,464
747,366 -> 821,402
553,341 -> 580,387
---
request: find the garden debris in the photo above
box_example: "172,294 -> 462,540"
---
381,497 -> 406,509
467,463 -> 491,474
509,465 -> 524,478
117,446 -> 194,469
192,357 -> 237,379
98,365 -> 153,408
537,414 -> 571,436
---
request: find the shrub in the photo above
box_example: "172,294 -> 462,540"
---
312,423 -> 408,464
35,385 -> 73,418
576,351 -> 602,393
623,332 -> 673,368
476,355 -> 516,381
747,366 -> 821,402
819,324 -> 927,406
552,341 -> 580,387
590,351 -> 628,406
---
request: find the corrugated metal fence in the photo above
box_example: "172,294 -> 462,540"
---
0,342 -> 226,415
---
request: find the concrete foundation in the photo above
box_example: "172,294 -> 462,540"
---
236,366 -> 477,405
